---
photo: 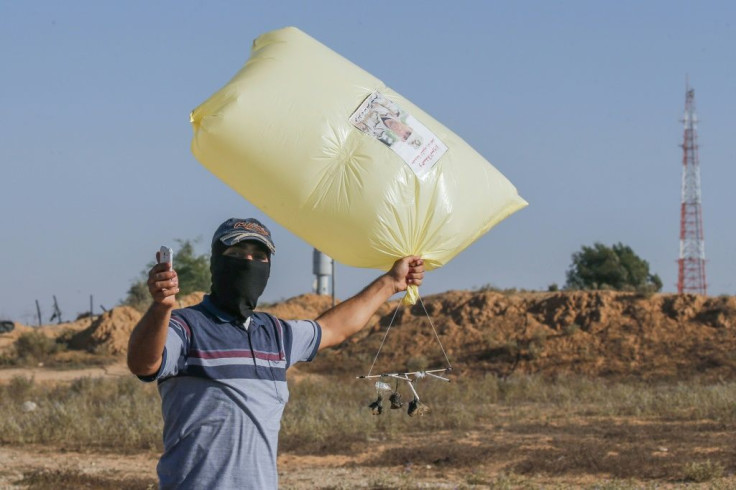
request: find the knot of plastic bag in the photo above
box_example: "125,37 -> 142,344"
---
401,285 -> 419,306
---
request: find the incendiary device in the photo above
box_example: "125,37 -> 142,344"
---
358,296 -> 452,417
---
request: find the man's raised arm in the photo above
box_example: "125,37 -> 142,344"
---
316,256 -> 423,350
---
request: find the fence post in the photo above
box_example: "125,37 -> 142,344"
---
51,295 -> 62,324
35,300 -> 42,327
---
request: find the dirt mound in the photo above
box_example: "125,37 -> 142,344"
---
177,292 -> 205,309
50,293 -> 336,356
5,290 -> 735,380
260,294 -> 338,320
68,306 -> 142,355
61,293 -> 201,355
0,323 -> 33,353
306,291 -> 736,381
0,316 -> 95,354
172,292 -> 332,318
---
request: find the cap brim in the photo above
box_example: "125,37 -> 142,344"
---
219,232 -> 276,253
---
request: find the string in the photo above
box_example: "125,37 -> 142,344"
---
367,302 -> 403,377
417,295 -> 453,370
367,294 -> 453,378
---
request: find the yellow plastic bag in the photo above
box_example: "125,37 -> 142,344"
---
191,27 -> 527,304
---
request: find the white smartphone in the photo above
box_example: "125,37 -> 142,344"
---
159,246 -> 173,266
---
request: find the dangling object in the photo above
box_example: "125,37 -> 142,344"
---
368,395 -> 383,415
407,398 -> 430,417
389,391 -> 403,409
190,27 -> 527,305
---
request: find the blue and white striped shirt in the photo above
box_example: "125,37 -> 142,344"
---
140,295 -> 321,489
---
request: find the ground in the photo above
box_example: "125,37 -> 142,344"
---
1,291 -> 735,489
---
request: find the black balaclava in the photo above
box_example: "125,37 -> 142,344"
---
210,241 -> 270,321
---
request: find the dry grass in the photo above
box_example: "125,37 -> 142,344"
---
1,373 -> 735,486
0,375 -> 162,452
282,374 -> 736,450
281,375 -> 736,484
0,330 -> 115,369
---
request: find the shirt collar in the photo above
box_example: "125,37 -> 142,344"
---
201,294 -> 255,328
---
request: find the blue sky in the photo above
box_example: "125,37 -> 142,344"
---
1,1 -> 734,323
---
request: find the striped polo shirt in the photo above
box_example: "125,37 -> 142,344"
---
139,295 -> 321,489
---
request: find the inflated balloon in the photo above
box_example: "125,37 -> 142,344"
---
190,27 -> 527,304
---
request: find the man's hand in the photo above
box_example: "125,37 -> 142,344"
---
147,251 -> 179,308
386,256 -> 424,294
127,250 -> 179,376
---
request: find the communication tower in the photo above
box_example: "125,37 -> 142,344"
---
677,83 -> 707,295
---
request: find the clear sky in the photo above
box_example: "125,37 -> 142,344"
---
2,1 -> 734,324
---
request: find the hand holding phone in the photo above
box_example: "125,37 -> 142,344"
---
159,246 -> 173,266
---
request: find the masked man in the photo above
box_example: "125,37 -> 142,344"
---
127,218 -> 424,489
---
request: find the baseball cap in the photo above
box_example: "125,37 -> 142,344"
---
211,218 -> 276,254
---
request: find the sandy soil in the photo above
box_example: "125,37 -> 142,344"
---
2,291 -> 735,488
0,362 -> 130,385
2,424 -> 733,489
0,444 -> 474,489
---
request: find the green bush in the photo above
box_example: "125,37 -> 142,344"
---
7,375 -> 35,399
14,331 -> 62,363
683,460 -> 724,482
122,238 -> 211,312
565,242 -> 662,292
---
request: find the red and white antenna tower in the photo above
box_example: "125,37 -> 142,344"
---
677,82 -> 707,295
